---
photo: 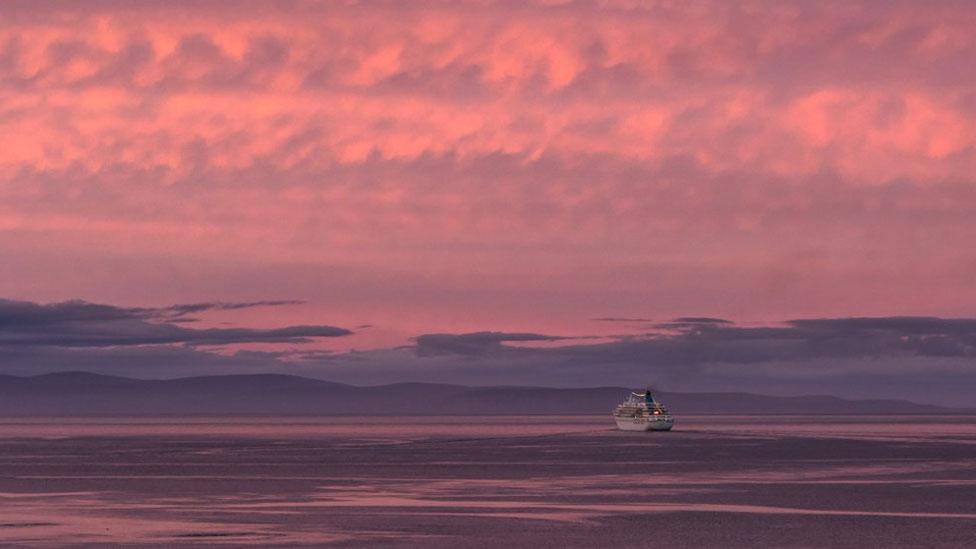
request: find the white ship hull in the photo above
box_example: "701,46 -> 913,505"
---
614,415 -> 674,431
612,390 -> 674,431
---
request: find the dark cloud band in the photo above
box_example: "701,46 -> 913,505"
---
0,298 -> 349,347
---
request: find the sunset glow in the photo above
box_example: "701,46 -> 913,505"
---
2,1 -> 976,403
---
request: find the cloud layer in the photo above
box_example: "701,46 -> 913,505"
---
2,2 -> 975,359
0,298 -> 351,347
3,297 -> 975,405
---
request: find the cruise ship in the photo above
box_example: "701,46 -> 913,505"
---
612,390 -> 674,431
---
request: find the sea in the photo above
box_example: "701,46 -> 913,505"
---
1,415 -> 975,547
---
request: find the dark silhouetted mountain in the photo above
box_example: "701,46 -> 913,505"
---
0,372 -> 959,416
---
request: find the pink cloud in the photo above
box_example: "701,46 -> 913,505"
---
1,0 -> 976,341
3,1 -> 975,177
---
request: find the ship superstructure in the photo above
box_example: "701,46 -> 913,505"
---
612,390 -> 674,431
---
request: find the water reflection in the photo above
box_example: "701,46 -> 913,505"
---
1,415 -> 975,546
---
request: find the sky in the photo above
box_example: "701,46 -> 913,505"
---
1,1 -> 976,405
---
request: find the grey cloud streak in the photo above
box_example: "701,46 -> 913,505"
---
0,298 -> 350,347
427,316 -> 976,365
155,300 -> 306,319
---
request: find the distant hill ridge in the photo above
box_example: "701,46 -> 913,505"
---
0,371 -> 960,416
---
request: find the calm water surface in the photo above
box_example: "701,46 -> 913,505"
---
1,415 -> 974,547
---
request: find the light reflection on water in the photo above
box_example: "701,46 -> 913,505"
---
1,414 -> 975,440
0,501 -> 349,546
1,415 -> 975,546
0,415 -> 609,440
679,414 -> 976,441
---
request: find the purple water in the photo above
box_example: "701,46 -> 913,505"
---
1,415 -> 975,546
